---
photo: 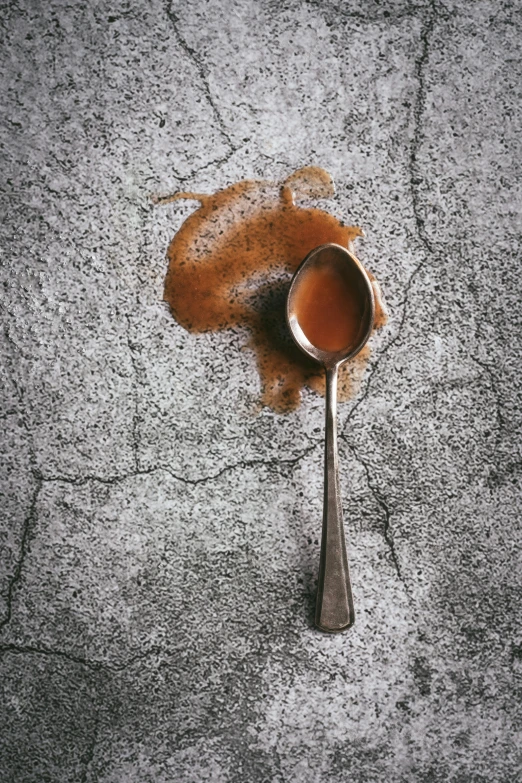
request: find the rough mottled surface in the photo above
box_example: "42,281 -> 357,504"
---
1,1 -> 521,781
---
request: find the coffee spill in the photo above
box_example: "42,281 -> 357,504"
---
157,166 -> 387,412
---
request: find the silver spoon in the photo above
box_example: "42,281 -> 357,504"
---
286,243 -> 375,632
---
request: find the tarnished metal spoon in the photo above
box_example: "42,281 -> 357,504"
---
286,243 -> 375,632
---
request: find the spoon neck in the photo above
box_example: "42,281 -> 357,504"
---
325,364 -> 339,430
325,365 -> 340,477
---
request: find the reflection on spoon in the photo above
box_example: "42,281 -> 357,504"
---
154,166 -> 387,412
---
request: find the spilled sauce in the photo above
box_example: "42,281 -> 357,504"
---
156,166 -> 387,412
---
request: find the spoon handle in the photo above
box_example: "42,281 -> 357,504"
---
315,364 -> 355,632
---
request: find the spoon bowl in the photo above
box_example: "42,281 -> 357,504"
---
287,243 -> 375,366
286,243 -> 375,632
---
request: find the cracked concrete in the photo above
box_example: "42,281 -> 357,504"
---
345,441 -> 405,586
164,0 -> 241,156
1,0 -> 521,781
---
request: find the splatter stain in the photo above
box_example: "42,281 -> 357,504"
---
154,166 -> 386,412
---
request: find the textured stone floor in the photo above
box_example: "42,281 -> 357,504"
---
1,1 -> 521,781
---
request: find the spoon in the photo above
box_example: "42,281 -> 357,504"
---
286,243 -> 375,632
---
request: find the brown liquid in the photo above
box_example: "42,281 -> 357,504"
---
158,167 -> 387,412
294,263 -> 365,353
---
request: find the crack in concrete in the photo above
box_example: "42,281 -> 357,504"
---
0,641 -> 161,673
157,144 -> 241,188
125,313 -> 141,472
36,441 -> 322,488
345,442 -> 405,586
164,0 -> 238,154
0,479 -> 42,632
0,349 -> 43,635
185,146 -> 239,180
342,3 -> 438,432
409,1 -> 438,259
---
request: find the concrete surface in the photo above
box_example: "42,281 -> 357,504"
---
1,0 -> 521,781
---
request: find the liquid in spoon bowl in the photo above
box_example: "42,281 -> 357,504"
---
293,261 -> 366,353
288,243 -> 375,365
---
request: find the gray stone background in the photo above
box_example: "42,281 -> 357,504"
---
1,0 -> 521,781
